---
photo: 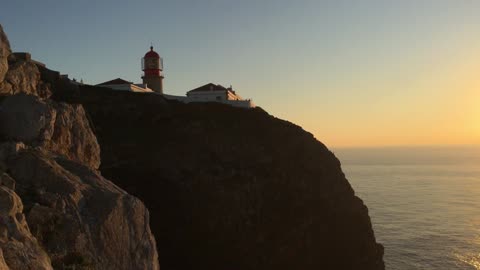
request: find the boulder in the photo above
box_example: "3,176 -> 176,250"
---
0,94 -> 100,169
6,150 -> 159,270
0,185 -> 53,270
0,24 -> 10,83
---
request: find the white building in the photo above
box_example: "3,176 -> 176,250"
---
166,83 -> 254,108
96,78 -> 153,93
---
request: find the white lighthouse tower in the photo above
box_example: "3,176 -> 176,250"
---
141,46 -> 164,94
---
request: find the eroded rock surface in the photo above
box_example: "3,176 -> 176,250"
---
5,150 -> 159,270
0,180 -> 53,270
0,24 -> 10,83
0,94 -> 100,169
2,61 -> 42,97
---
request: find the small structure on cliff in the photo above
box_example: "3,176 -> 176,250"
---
184,83 -> 254,108
97,78 -> 153,93
97,46 -> 255,108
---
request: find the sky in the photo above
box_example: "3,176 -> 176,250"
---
1,1 -> 479,147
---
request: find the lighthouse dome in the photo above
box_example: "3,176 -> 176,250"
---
145,46 -> 160,58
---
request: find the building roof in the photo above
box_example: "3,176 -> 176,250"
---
187,83 -> 229,93
96,78 -> 133,86
144,46 -> 160,58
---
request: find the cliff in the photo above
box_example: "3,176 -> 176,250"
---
0,25 -> 159,270
54,88 -> 384,269
1,23 -> 384,269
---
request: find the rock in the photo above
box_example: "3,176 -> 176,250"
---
0,185 -> 53,270
6,150 -> 159,270
0,94 -> 100,169
0,24 -> 10,83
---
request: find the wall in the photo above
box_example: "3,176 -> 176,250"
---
98,84 -> 153,93
187,91 -> 226,101
165,93 -> 255,108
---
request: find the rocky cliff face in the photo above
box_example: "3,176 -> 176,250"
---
0,25 -> 159,270
54,88 -> 385,269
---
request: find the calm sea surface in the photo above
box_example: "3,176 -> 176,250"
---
334,146 -> 480,270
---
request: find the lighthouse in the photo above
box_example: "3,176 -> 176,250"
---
142,46 -> 164,94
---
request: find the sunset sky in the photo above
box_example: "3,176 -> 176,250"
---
2,1 -> 479,147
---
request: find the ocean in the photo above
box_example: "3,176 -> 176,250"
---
334,146 -> 480,270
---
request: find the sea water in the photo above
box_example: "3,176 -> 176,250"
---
334,146 -> 480,270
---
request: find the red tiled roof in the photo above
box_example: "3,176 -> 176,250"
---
96,78 -> 133,86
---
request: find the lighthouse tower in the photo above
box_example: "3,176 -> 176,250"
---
142,46 -> 164,94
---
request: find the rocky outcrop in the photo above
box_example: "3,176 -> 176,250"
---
5,149 -> 158,270
0,96 -> 158,269
0,25 -> 51,98
0,95 -> 158,269
3,61 -> 39,96
0,24 -> 10,83
0,94 -> 100,169
1,60 -> 52,98
57,85 -> 385,270
0,23 -> 159,270
0,55 -> 53,98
